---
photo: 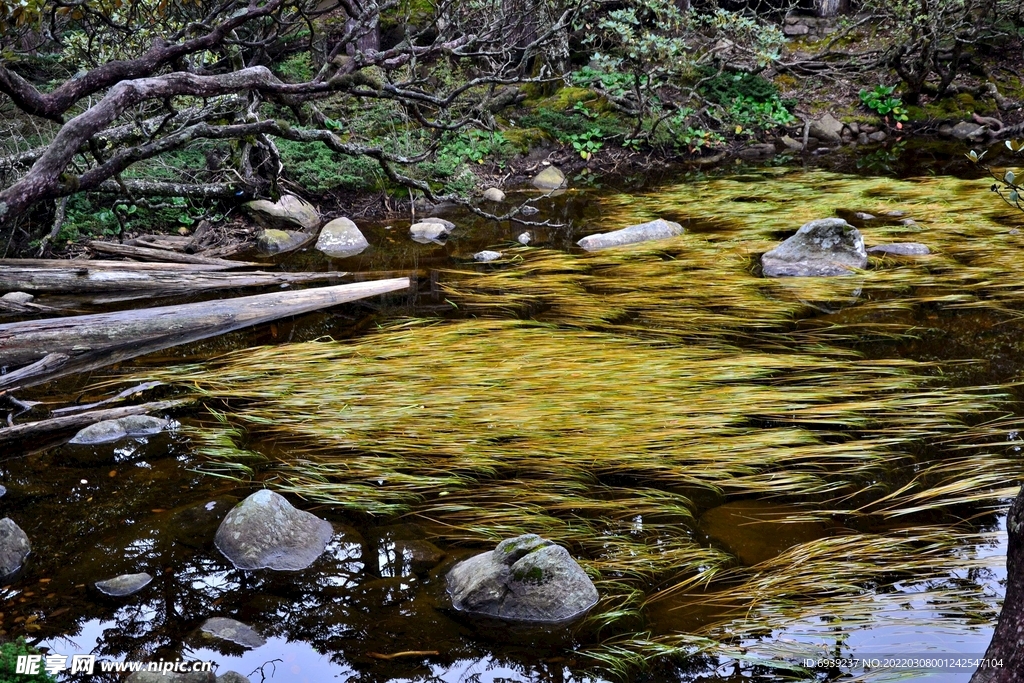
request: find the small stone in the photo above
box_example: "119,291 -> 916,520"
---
1,292 -> 33,304
938,123 -> 954,138
257,229 -> 313,255
410,221 -> 452,242
900,218 -> 918,226
0,485 -> 6,498
316,217 -> 369,259
854,212 -> 876,220
780,135 -> 803,151
95,572 -> 153,597
473,251 -> 502,262
518,232 -> 532,245
858,132 -> 870,145
201,617 -> 267,649
214,490 -> 334,571
739,143 -> 777,159
868,131 -> 888,142
809,113 -> 844,144
883,210 -> 905,217
784,23 -> 810,35
951,121 -> 985,141
420,217 -> 456,230
848,122 -> 860,135
867,243 -> 931,256
0,518 -> 30,578
577,218 -> 685,252
69,416 -> 167,445
532,166 -> 567,190
482,188 -> 505,202
1011,229 -> 1021,235
244,195 -> 320,232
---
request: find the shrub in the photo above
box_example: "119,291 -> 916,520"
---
0,638 -> 58,682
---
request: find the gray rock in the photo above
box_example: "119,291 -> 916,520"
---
517,232 -> 532,246
257,229 -> 314,255
421,217 -> 455,230
0,518 -> 29,578
809,113 -> 844,144
951,121 -> 985,141
867,242 -> 931,256
532,166 -> 566,190
739,143 -> 777,158
577,218 -> 685,252
217,674 -> 250,683
854,212 -> 875,220
0,485 -> 5,498
784,23 -> 809,35
69,415 -> 167,445
780,135 -> 804,151
410,221 -> 452,242
244,195 -> 320,232
201,617 -> 267,649
868,131 -> 888,142
393,540 -> 446,574
473,250 -> 502,262
938,123 -> 954,137
95,572 -> 152,597
447,534 -> 598,623
848,122 -> 860,135
900,218 -> 918,226
761,218 -> 867,277
1,292 -> 33,304
482,188 -> 505,202
127,672 -> 215,683
214,490 -> 333,570
316,217 -> 369,258
857,132 -> 870,145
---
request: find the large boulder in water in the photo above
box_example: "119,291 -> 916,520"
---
69,415 -> 167,445
316,217 -> 369,258
214,490 -> 333,570
0,518 -> 29,578
447,534 -> 598,623
761,218 -> 867,277
577,219 -> 685,251
244,195 -> 320,232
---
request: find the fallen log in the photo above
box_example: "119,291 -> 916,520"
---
86,241 -> 261,268
0,398 -> 189,447
0,258 -> 241,271
0,278 -> 412,389
0,266 -> 349,294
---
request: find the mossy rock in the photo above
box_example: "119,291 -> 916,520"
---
502,127 -> 553,153
535,87 -> 599,111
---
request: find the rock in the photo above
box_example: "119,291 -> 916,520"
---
738,143 -> 777,159
853,212 -> 875,220
393,540 -> 446,574
447,534 -> 598,623
244,195 -> 320,232
761,218 -> 867,277
127,673 -> 215,683
868,131 -> 888,142
857,132 -> 870,145
473,250 -> 502,262
201,617 -> 267,649
1,292 -> 33,304
217,674 -> 250,683
95,572 -> 152,597
517,232 -> 532,246
421,217 -> 455,230
938,123 -> 954,138
168,496 -> 238,550
256,229 -> 313,255
532,166 -> 566,190
315,217 -> 369,259
519,205 -> 539,216
0,485 -> 5,498
577,218 -> 685,252
69,415 -> 167,445
214,490 -> 333,570
809,113 -> 844,144
883,210 -> 905,217
848,122 -> 860,135
780,135 -> 803,151
410,221 -> 452,242
0,518 -> 30,578
482,188 -> 505,202
784,23 -> 809,35
900,218 -> 918,226
951,121 -> 985,141
867,243 -> 931,256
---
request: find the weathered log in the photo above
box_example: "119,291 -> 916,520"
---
971,486 -> 1024,683
0,278 -> 412,389
0,352 -> 69,391
0,258 -> 237,271
86,240 -> 260,267
0,399 -> 188,446
0,265 -> 349,294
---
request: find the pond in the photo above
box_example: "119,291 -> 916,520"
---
4,142 -> 1024,683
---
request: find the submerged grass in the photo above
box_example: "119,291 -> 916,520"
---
139,170 -> 1024,678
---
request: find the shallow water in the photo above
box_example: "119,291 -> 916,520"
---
3,141 -> 1023,682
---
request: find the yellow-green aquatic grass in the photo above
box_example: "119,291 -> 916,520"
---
136,169 -> 1024,676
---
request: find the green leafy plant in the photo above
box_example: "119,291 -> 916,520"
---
859,85 -> 909,123
566,128 -> 605,160
441,130 -> 512,165
726,95 -> 796,130
968,141 -> 1024,212
0,638 -> 58,681
679,127 -> 725,154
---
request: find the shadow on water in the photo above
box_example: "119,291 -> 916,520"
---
2,139 -> 1021,682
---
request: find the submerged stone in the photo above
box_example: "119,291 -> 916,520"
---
761,218 -> 867,277
517,232 -> 532,246
95,572 -> 153,597
447,533 -> 598,623
410,220 -> 452,242
577,218 -> 685,251
214,490 -> 333,570
393,540 -> 446,574
532,165 -> 566,190
69,415 -> 167,445
867,243 -> 931,256
201,617 -> 267,649
473,250 -> 502,262
257,229 -> 313,255
0,518 -> 30,578
482,188 -> 505,202
316,217 -> 369,258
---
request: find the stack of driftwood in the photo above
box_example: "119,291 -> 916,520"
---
0,235 -> 412,445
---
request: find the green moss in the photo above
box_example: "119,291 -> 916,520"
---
535,87 -> 599,111
0,638 -> 58,681
501,127 -> 552,153
513,566 -> 545,583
